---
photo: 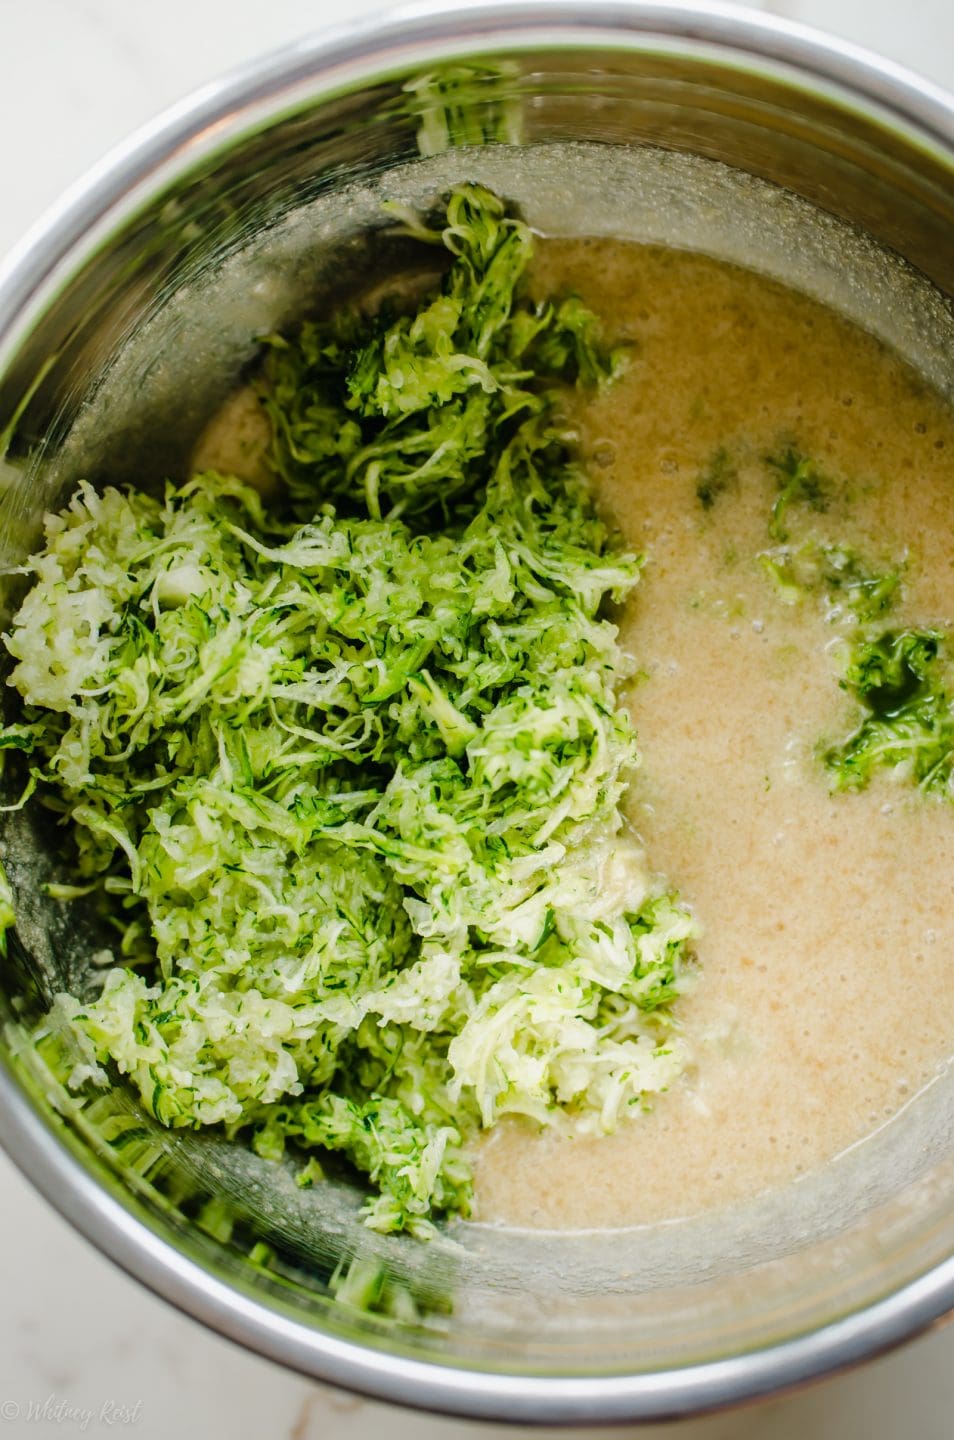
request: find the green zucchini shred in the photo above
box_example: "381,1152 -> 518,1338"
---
752,445 -> 952,798
824,628 -> 954,794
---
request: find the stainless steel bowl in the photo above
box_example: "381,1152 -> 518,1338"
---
1,2 -> 954,1423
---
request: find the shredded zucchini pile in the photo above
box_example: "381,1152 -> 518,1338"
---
2,185 -> 695,1235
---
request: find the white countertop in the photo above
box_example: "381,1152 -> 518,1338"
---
2,3 -> 953,1437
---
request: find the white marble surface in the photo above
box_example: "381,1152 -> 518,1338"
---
2,2 -> 954,1436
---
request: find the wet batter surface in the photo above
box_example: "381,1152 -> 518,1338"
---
473,241 -> 954,1229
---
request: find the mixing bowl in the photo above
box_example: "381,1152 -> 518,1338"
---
1,1 -> 953,1423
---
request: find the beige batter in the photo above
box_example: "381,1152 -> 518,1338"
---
473,240 -> 954,1229
195,239 -> 954,1232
